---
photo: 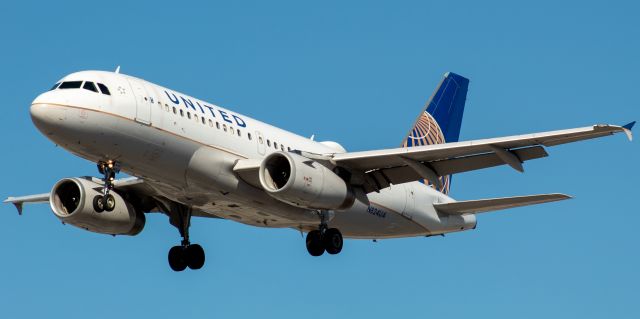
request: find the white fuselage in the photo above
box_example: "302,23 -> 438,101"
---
29,70 -> 475,239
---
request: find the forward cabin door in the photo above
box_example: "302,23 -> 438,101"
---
126,78 -> 152,125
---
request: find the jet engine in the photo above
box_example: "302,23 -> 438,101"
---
50,177 -> 145,235
259,152 -> 354,210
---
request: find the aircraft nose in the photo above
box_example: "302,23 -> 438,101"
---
30,102 -> 67,135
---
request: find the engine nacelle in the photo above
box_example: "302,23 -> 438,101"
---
50,177 -> 145,236
259,152 -> 355,210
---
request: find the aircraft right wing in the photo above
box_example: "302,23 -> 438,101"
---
329,122 -> 634,192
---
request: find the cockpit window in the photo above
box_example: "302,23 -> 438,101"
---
58,81 -> 83,89
97,83 -> 111,95
83,81 -> 98,93
50,82 -> 60,91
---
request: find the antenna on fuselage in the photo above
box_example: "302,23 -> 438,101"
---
115,66 -> 121,74
310,134 -> 315,141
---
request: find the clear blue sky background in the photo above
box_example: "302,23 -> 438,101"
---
1,1 -> 638,318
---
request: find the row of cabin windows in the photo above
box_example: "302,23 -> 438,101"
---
159,101 -> 291,152
51,81 -> 111,95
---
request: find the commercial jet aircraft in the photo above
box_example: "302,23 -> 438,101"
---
4,69 -> 634,271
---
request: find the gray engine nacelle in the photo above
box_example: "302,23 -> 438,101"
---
259,152 -> 355,210
50,177 -> 145,236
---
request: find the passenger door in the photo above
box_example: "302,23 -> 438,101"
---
126,78 -> 152,125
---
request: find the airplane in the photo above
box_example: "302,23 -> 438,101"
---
4,69 -> 634,272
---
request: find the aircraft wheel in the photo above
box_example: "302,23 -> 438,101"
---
306,230 -> 325,256
104,194 -> 116,212
185,244 -> 205,270
168,246 -> 187,272
324,228 -> 343,255
93,195 -> 105,213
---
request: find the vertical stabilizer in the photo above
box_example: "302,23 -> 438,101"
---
401,72 -> 469,194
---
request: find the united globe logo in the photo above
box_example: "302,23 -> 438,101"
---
402,111 -> 451,194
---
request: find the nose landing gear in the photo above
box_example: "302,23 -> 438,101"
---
92,160 -> 120,212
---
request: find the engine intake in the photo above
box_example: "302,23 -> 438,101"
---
259,152 -> 354,210
50,177 -> 145,235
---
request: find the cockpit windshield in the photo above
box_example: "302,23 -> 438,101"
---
58,81 -> 82,89
52,80 -> 111,96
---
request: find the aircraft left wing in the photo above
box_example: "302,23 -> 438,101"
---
330,122 -> 634,192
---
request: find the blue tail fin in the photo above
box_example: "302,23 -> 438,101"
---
401,72 -> 469,194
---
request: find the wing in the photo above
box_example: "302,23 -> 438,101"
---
331,123 -> 634,192
433,193 -> 571,215
4,177 -> 158,215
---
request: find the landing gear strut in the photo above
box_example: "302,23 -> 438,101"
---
93,160 -> 120,212
167,205 -> 205,272
305,211 -> 343,256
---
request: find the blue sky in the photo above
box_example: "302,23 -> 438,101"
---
1,1 -> 638,318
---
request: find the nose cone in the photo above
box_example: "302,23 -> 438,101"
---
30,98 -> 67,136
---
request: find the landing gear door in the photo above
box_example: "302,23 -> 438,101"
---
126,78 -> 152,125
256,131 -> 266,155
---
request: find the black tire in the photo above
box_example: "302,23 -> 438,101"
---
93,195 -> 105,213
104,194 -> 116,212
306,230 -> 325,256
324,228 -> 343,255
168,246 -> 187,272
185,244 -> 205,270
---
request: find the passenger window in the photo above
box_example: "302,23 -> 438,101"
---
274,142 -> 278,149
173,107 -> 177,114
267,140 -> 271,147
180,109 -> 184,117
59,81 -> 83,89
165,104 -> 169,112
281,145 -> 284,151
230,127 -> 234,134
83,81 -> 98,93
201,117 -> 205,125
208,119 -> 213,127
50,83 -> 60,91
248,133 -> 252,140
237,129 -> 241,136
287,147 -> 291,152
193,114 -> 197,121
187,112 -> 191,119
216,122 -> 220,129
223,124 -> 227,132
97,83 -> 111,95
259,136 -> 264,144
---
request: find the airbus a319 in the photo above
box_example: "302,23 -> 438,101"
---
5,69 -> 633,271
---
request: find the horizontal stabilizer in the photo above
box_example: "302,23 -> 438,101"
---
434,193 -> 571,215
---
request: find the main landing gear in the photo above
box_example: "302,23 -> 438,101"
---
93,160 -> 120,213
167,205 -> 205,272
305,211 -> 343,257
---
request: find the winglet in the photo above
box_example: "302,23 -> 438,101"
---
3,198 -> 23,215
622,121 -> 635,141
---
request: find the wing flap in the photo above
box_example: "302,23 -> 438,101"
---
434,193 -> 572,215
367,146 -> 548,189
